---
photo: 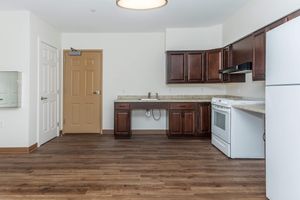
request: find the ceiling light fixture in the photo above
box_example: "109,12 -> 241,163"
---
116,0 -> 168,10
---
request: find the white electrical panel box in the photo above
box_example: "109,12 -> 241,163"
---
0,71 -> 21,108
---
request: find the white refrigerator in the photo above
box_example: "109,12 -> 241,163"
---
266,16 -> 300,200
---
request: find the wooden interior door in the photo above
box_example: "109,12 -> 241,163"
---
39,42 -> 59,145
63,50 -> 102,134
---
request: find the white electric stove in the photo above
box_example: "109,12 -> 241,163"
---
211,97 -> 265,158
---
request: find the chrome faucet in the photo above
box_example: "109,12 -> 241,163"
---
148,92 -> 151,99
155,92 -> 159,100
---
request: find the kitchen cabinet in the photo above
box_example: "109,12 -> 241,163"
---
287,10 -> 300,21
166,52 -> 185,83
253,30 -> 266,81
114,101 -> 212,139
168,103 -> 197,137
168,110 -> 196,136
232,35 -> 253,66
168,103 -> 211,137
222,46 -> 246,83
186,52 -> 205,83
167,51 -> 204,83
205,49 -> 223,83
197,103 -> 211,137
114,103 -> 131,138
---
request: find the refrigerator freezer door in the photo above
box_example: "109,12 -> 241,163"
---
266,17 -> 300,86
266,85 -> 300,200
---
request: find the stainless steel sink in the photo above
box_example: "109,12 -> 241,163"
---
139,98 -> 160,101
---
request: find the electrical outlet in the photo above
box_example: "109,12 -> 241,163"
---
0,121 -> 3,128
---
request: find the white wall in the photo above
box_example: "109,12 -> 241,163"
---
224,0 -> 300,99
226,74 -> 265,98
223,0 -> 300,45
0,11 -> 30,147
166,25 -> 223,50
29,13 -> 61,146
0,11 -> 60,147
62,33 -> 226,130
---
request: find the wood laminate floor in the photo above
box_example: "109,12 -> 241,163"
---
0,134 -> 266,200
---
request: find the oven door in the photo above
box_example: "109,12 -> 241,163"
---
211,104 -> 231,143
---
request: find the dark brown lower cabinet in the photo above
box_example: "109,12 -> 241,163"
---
168,110 -> 196,137
114,104 -> 131,138
182,111 -> 196,135
168,110 -> 183,136
115,102 -> 211,139
197,103 -> 211,137
168,103 -> 211,138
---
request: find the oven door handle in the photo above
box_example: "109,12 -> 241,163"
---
212,104 -> 231,113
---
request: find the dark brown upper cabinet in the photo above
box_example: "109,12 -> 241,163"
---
222,46 -> 245,83
205,49 -> 223,83
166,9 -> 300,84
266,18 -> 288,31
232,35 -> 254,66
186,52 -> 205,83
287,10 -> 300,21
252,30 -> 266,81
167,52 -> 185,83
167,51 -> 205,84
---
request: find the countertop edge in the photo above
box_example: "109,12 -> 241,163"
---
233,104 -> 265,114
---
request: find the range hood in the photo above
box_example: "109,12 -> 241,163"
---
220,62 -> 252,74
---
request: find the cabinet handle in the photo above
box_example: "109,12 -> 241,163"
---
41,97 -> 48,101
0,98 -> 3,101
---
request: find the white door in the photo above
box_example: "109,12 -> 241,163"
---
266,85 -> 300,200
39,42 -> 59,145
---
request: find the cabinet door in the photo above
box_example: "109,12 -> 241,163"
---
167,52 -> 185,83
222,46 -> 231,82
232,35 -> 253,66
206,49 -> 223,83
169,110 -> 183,135
182,111 -> 196,135
187,52 -> 205,83
197,103 -> 211,137
253,30 -> 266,81
223,46 -> 246,83
114,110 -> 131,136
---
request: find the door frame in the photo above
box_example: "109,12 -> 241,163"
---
37,39 -> 60,147
62,49 -> 103,134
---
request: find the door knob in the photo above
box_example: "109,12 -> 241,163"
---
41,97 -> 48,101
93,90 -> 101,95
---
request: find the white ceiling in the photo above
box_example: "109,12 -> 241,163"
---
0,0 -> 249,32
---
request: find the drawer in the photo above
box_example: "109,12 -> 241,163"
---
170,103 -> 196,110
211,134 -> 231,157
115,103 -> 130,110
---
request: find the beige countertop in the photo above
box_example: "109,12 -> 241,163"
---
233,104 -> 265,114
115,95 -> 232,103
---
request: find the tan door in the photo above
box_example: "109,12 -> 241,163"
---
63,50 -> 102,134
